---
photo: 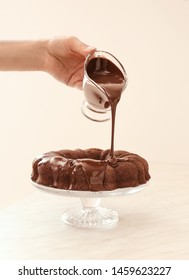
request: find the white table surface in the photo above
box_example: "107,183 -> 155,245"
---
0,162 -> 189,260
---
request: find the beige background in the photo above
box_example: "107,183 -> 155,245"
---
0,0 -> 189,209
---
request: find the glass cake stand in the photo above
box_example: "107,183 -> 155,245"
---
32,181 -> 149,229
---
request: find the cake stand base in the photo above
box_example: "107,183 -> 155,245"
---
32,181 -> 149,229
61,197 -> 118,228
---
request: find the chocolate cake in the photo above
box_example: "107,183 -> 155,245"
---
31,148 -> 150,191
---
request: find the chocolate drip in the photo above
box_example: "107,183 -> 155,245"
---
80,159 -> 107,191
87,57 -> 126,162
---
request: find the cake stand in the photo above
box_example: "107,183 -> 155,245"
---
32,181 -> 149,229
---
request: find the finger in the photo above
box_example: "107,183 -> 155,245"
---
74,80 -> 83,90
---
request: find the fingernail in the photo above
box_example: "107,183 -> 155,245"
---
86,46 -> 96,51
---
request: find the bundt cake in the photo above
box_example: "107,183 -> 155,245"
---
31,148 -> 150,192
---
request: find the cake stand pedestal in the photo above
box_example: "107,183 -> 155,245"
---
61,197 -> 118,228
32,182 -> 148,229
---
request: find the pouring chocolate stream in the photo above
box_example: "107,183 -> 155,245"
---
86,56 -> 126,163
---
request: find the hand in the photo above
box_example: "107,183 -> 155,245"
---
44,36 -> 96,89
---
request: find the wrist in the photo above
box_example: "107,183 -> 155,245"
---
0,40 -> 49,71
30,40 -> 49,71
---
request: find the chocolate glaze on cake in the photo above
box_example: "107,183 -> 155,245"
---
31,148 -> 150,191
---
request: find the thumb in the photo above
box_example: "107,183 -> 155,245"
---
81,45 -> 97,56
69,36 -> 96,56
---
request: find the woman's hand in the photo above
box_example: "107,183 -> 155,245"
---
44,36 -> 96,89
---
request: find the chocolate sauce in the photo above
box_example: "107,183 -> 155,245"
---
78,159 -> 106,191
87,57 -> 126,162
